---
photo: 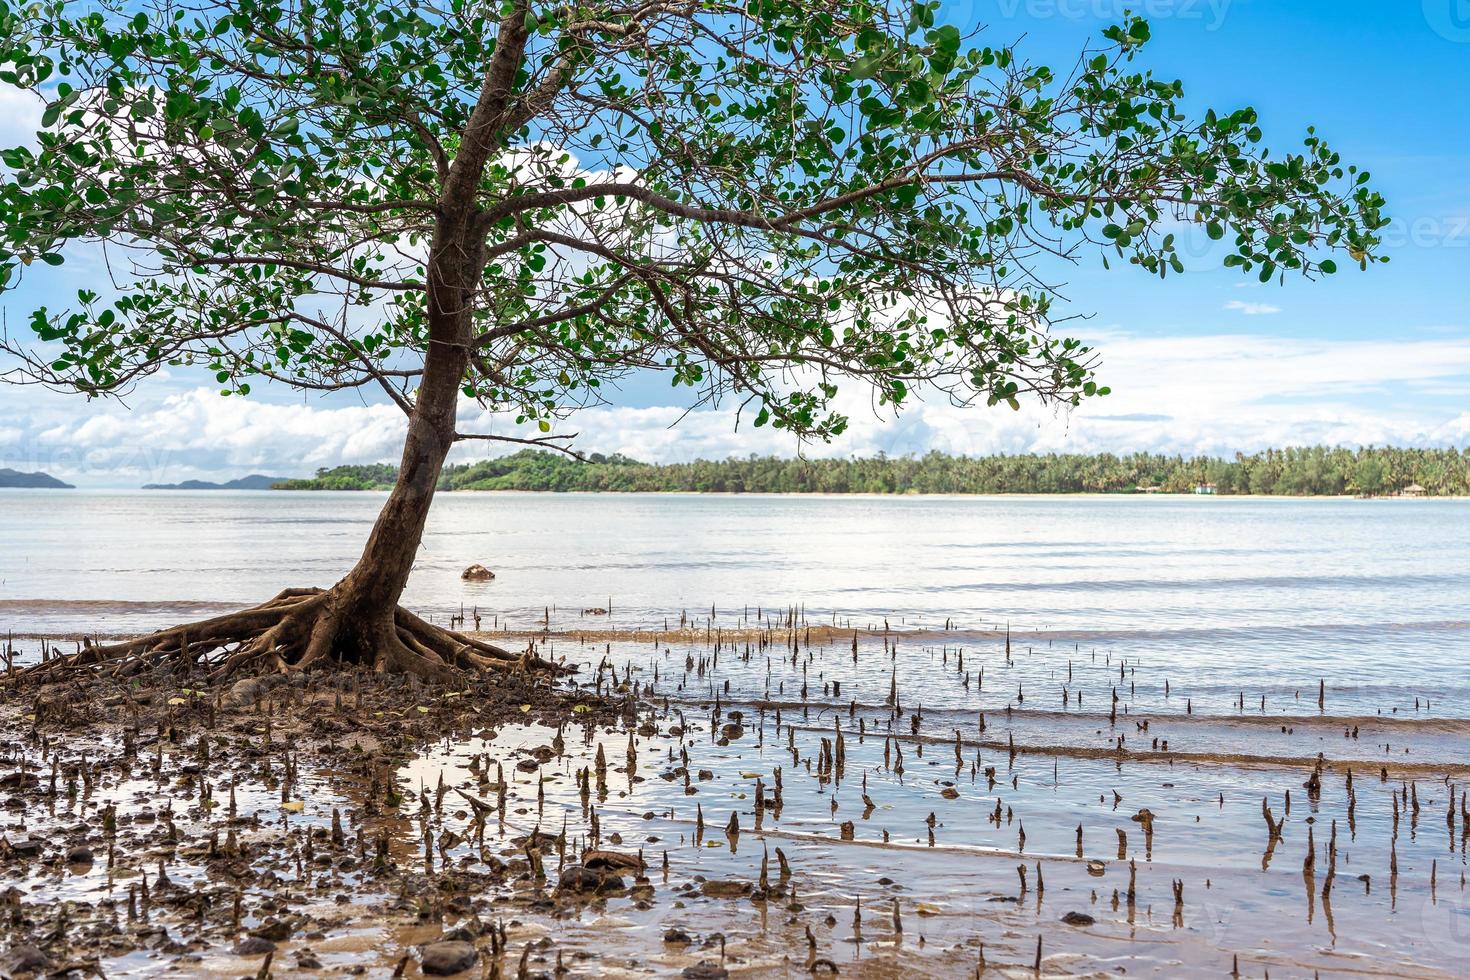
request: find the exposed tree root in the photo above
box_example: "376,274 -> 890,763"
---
7,587 -> 567,685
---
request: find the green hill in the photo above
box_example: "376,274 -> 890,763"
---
0,468 -> 73,489
271,446 -> 1470,497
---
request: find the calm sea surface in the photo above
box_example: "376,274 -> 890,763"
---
1,490 -> 1466,715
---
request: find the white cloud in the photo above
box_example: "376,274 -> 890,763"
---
4,327 -> 1470,485
1224,300 -> 1282,316
0,88 -> 43,151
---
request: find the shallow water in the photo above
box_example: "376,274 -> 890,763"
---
2,490 -> 1468,718
3,490 -> 1468,975
398,625 -> 1469,975
5,620 -> 1468,976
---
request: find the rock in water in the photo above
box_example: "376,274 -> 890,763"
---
682,963 -> 729,980
1061,911 -> 1096,926
232,937 -> 277,956
558,865 -> 624,893
582,849 -> 645,873
461,564 -> 496,581
699,879 -> 752,898
421,941 -> 478,975
0,945 -> 50,975
2,838 -> 42,858
250,918 -> 294,941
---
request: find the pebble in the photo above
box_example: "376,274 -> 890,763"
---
699,880 -> 752,898
0,945 -> 49,975
421,940 -> 478,975
232,937 -> 277,956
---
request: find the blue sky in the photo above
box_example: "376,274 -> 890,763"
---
3,1 -> 1470,485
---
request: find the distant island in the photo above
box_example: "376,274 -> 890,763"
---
143,474 -> 295,490
0,467 -> 74,489
271,446 -> 1470,497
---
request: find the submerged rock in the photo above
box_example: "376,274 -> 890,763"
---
420,940 -> 478,975
461,564 -> 496,581
558,864 -> 624,894
699,879 -> 752,899
1061,911 -> 1096,926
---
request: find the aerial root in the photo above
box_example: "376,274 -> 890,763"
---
6,586 -> 568,685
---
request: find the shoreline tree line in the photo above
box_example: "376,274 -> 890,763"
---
272,446 -> 1467,496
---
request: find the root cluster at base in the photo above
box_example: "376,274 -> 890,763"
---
14,587 -> 564,684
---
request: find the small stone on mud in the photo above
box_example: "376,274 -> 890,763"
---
232,937 -> 277,956
421,940 -> 479,975
664,928 -> 693,944
251,918 -> 294,941
682,962 -> 729,979
66,845 -> 94,865
558,865 -> 623,893
1061,911 -> 1096,926
3,838 -> 42,858
443,918 -> 484,942
699,879 -> 752,899
0,945 -> 49,975
583,849 -> 645,872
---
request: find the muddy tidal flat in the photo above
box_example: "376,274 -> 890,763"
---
2,607 -> 1467,978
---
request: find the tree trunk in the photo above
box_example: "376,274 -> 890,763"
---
319,220 -> 479,663
6,9 -> 566,683
309,0 -> 531,662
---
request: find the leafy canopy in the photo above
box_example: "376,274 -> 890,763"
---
0,0 -> 1387,443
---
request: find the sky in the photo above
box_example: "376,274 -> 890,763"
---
3,0 -> 1470,486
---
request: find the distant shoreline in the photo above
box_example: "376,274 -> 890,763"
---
16,487 -> 1465,501
271,448 -> 1470,497
14,444 -> 1470,497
